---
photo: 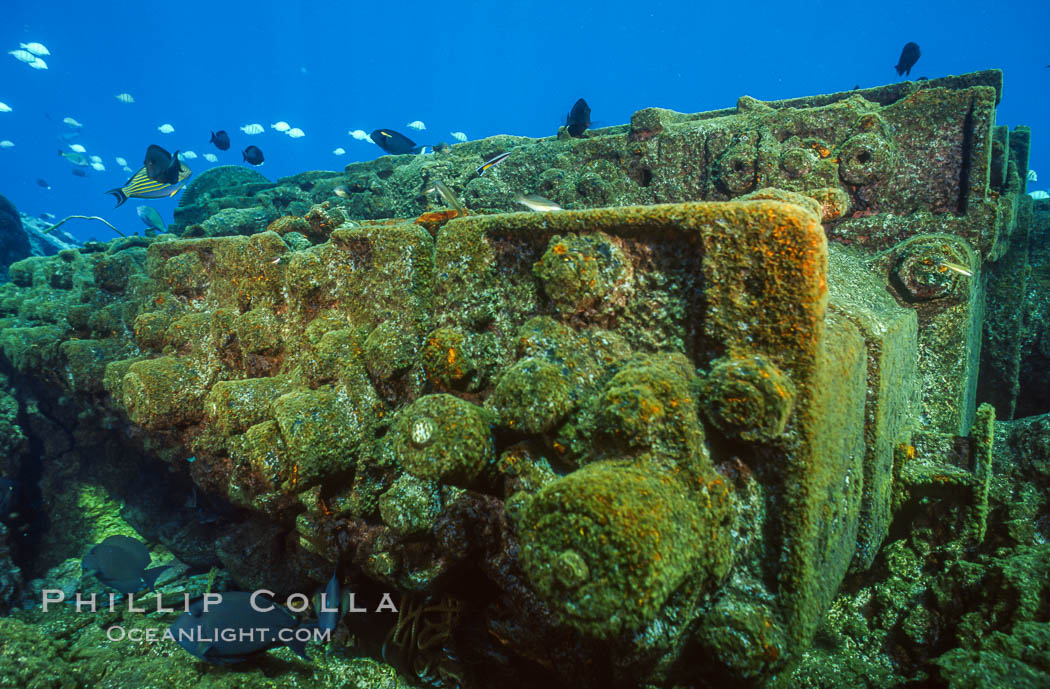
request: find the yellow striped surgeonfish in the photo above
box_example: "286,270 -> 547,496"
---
106,147 -> 191,207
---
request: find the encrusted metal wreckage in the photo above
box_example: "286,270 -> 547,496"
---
0,70 -> 1045,687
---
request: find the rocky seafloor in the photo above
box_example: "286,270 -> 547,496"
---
0,70 -> 1048,689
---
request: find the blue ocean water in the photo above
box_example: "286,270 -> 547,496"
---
0,0 -> 1046,241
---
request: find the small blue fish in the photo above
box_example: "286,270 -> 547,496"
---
317,569 -> 341,634
136,206 -> 166,234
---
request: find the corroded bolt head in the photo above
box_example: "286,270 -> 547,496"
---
718,148 -> 758,194
780,148 -> 816,177
410,417 -> 436,448
554,549 -> 589,589
838,132 -> 896,185
699,355 -> 796,442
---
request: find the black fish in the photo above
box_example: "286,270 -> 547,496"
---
143,144 -> 182,184
71,168 -> 87,177
894,42 -> 921,77
36,178 -> 50,189
242,145 -> 264,165
566,98 -> 590,137
210,130 -> 230,151
371,128 -> 423,155
170,591 -> 311,664
81,535 -> 170,594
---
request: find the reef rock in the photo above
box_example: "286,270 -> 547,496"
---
0,195 -> 31,282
